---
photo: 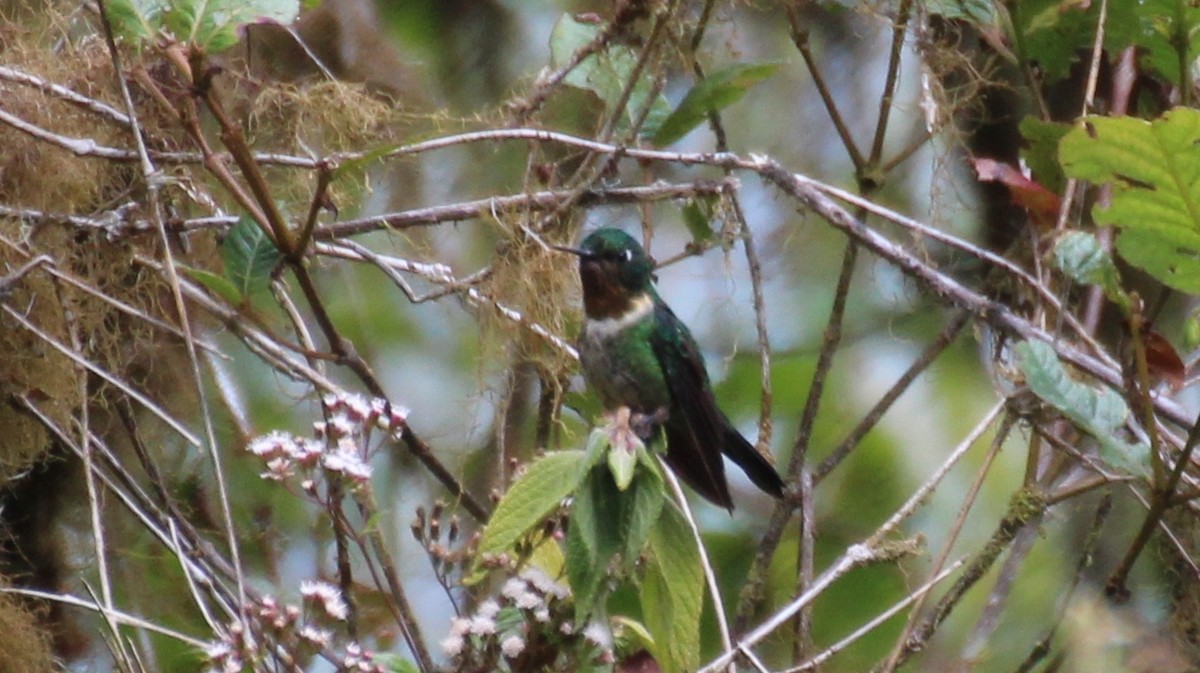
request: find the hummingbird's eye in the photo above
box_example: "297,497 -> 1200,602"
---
622,249 -> 633,262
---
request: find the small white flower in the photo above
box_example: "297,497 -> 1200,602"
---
520,567 -> 569,599
343,394 -> 372,421
476,599 -> 501,619
449,617 -> 471,636
299,626 -> 332,648
204,641 -> 233,660
469,614 -> 496,636
500,634 -> 525,658
582,620 -> 612,649
294,439 -> 324,466
248,431 -> 295,458
440,634 -> 465,657
322,442 -> 373,483
262,456 -> 293,481
328,413 -> 356,438
515,591 -> 542,610
300,581 -> 349,621
500,577 -> 528,600
559,621 -> 574,635
533,607 -> 550,623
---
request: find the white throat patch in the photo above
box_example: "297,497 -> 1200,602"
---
586,292 -> 653,338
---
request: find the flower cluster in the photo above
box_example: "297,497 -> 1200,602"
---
202,584 -> 384,673
440,566 -> 597,671
245,392 -> 409,492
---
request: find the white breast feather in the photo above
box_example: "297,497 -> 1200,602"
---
586,293 -> 653,339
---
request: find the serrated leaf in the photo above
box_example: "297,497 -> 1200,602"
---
1014,340 -> 1150,477
1059,108 -> 1200,293
476,450 -> 585,561
549,14 -> 671,134
641,502 -> 703,673
652,63 -> 778,146
221,217 -> 283,301
182,266 -> 243,305
1053,231 -> 1130,311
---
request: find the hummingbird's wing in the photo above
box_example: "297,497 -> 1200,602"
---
649,303 -> 735,510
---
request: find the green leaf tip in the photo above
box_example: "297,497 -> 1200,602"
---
652,62 -> 779,146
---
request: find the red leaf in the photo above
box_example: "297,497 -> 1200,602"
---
1142,328 -> 1187,391
973,157 -> 1062,228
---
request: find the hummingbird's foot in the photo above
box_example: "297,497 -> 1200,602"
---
629,407 -> 668,440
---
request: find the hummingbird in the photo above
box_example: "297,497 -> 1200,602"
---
557,228 -> 786,510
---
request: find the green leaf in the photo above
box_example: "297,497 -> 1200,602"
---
1059,108 -> 1200,293
1134,0 -> 1200,87
608,439 -> 637,491
1017,0 -> 1138,83
620,464 -> 664,568
107,0 -> 298,50
549,14 -> 671,134
476,450 -> 586,561
1019,117 -> 1070,194
1014,340 -> 1150,477
681,197 -> 717,244
652,63 -> 778,146
221,217 -> 283,301
182,266 -> 243,305
641,502 -> 704,673
925,0 -> 1000,26
1053,231 -> 1130,312
566,468 -> 621,621
373,654 -> 420,673
169,0 -> 300,51
106,0 -> 169,43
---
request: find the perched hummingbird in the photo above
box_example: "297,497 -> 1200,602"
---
558,228 -> 786,510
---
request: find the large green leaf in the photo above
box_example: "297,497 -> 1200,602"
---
1014,340 -> 1150,477
651,63 -> 778,146
221,217 -> 283,301
641,502 -> 703,673
549,14 -> 671,134
476,450 -> 586,560
1059,108 -> 1200,293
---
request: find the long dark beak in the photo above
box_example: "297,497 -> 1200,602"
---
551,243 -> 596,259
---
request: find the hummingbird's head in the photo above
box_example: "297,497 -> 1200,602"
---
557,228 -> 655,319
